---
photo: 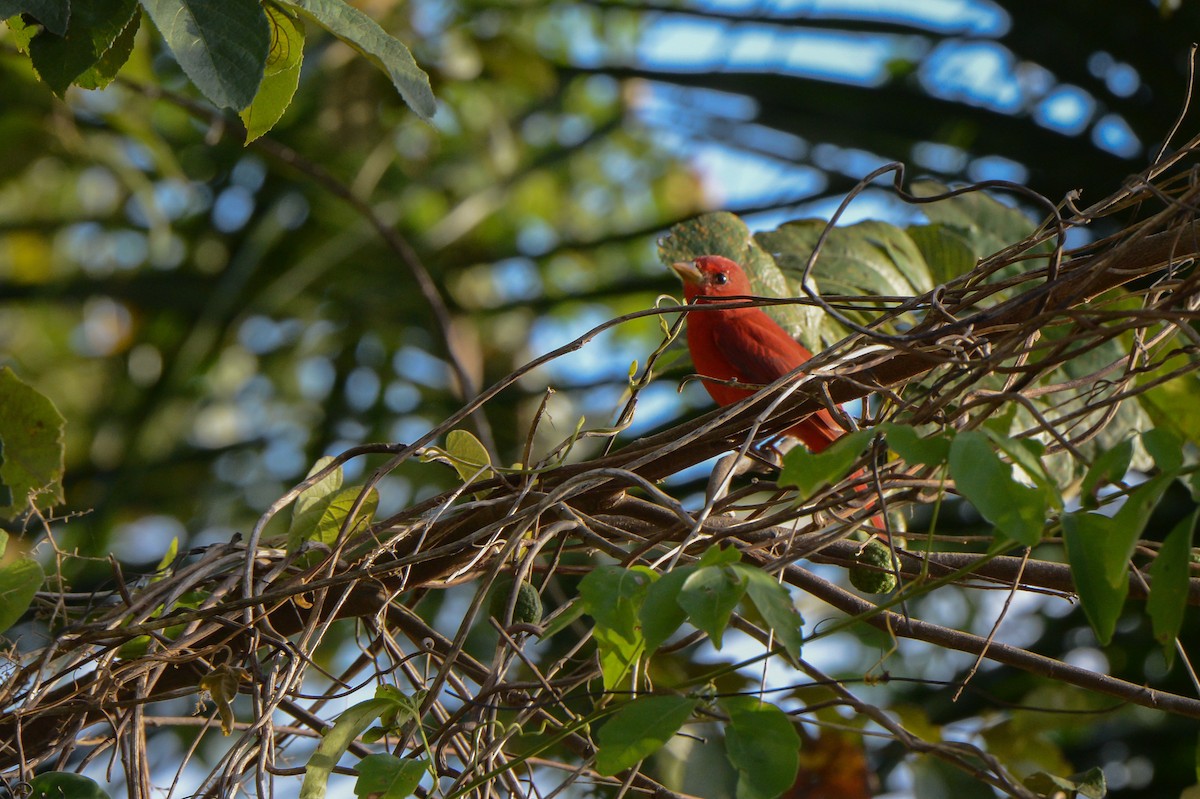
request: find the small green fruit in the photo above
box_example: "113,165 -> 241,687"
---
848,541 -> 898,594
489,578 -> 543,625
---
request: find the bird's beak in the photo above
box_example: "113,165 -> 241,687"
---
671,261 -> 702,285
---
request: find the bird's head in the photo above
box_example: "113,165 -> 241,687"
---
671,255 -> 753,301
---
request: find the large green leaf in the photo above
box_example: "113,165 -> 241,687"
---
677,565 -> 748,649
353,754 -> 427,799
0,367 -> 65,521
594,695 -> 699,776
1062,512 -> 1127,645
275,0 -> 435,120
0,0 -> 68,35
947,431 -> 1047,546
911,179 -> 1039,260
300,689 -> 415,799
140,0 -> 271,110
722,697 -> 801,799
757,218 -> 933,325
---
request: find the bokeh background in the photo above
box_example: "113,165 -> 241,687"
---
3,1 -> 1200,796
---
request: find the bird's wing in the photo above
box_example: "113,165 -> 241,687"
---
712,311 -> 813,387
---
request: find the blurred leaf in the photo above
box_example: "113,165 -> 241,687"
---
27,772 -> 111,799
354,754 -> 427,799
141,0 -> 270,110
1142,427 -> 1184,473
1136,353 -> 1200,447
722,696 -> 801,799
1062,512 -> 1127,645
25,0 -> 137,95
0,557 -> 43,635
595,694 -> 698,776
1023,767 -> 1106,798
677,565 -> 747,649
1147,510 -> 1196,664
0,0 -> 67,35
732,564 -> 803,660
276,0 -> 435,119
0,366 -> 65,521
1080,438 -> 1132,510
240,3 -> 304,142
779,428 -> 872,497
947,430 -> 1046,545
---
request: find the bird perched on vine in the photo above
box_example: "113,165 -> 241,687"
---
670,254 -> 848,451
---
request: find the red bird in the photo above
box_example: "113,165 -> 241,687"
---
671,254 -> 848,452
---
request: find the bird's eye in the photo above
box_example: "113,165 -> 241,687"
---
712,273 -> 728,285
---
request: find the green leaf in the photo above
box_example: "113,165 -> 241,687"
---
579,565 -> 653,688
881,422 -> 951,466
0,557 -> 44,635
905,223 -> 979,285
444,428 -> 493,483
579,565 -> 653,636
74,10 -> 139,91
761,218 -> 933,304
301,689 -> 413,799
27,772 -> 111,799
1080,438 -> 1132,510
274,0 -> 435,120
0,367 -> 66,521
0,439 -> 11,508
1147,510 -> 1196,663
911,180 -> 1038,261
1136,355 -> 1200,447
1142,427 -> 1184,473
983,428 -> 1057,505
1023,767 -> 1107,799
639,565 -> 694,654
1062,512 -> 1127,645
732,564 -> 804,660
141,0 -> 271,110
722,696 -> 801,799
28,0 -> 137,96
677,565 -> 748,649
1106,473 -> 1175,588
240,4 -> 304,142
288,485 -> 379,552
594,695 -> 699,776
659,211 -> 821,343
0,0 -> 68,35
697,543 -> 743,567
354,754 -> 427,799
778,429 -> 872,497
947,431 -> 1046,546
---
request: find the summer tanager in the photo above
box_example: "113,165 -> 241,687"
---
671,254 -> 848,451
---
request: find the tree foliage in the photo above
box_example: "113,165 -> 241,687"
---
3,2 -> 1200,799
